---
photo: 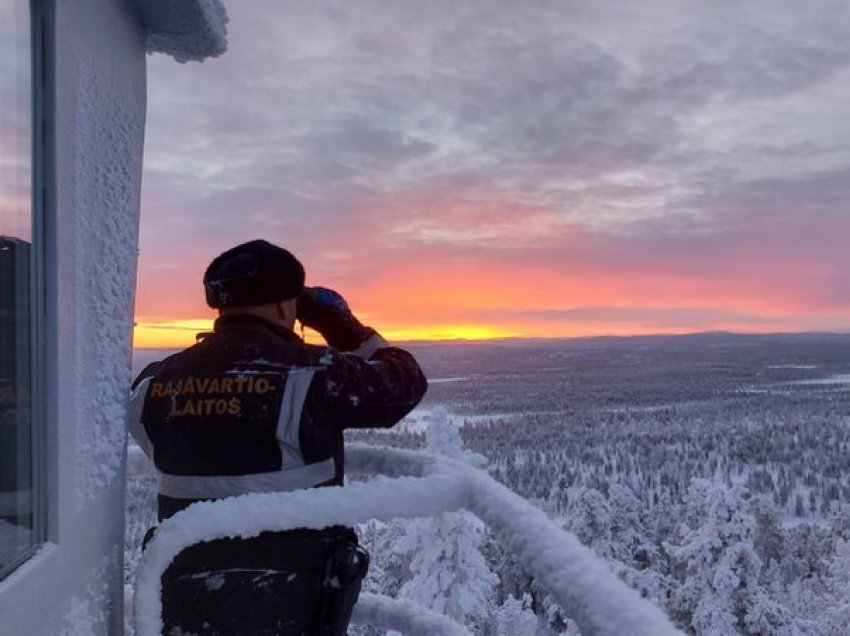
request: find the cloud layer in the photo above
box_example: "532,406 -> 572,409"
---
135,0 -> 850,343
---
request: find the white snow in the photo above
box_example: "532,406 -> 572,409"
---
352,593 -> 472,635
137,0 -> 228,63
133,444 -> 680,636
791,374 -> 850,386
126,441 -> 156,479
73,57 -> 144,509
428,377 -> 472,384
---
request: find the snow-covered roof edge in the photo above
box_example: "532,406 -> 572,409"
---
135,0 -> 228,63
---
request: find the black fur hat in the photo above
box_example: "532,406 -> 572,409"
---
203,239 -> 305,308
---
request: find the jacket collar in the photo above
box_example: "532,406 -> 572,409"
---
212,314 -> 302,342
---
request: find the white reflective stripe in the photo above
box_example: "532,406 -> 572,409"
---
276,368 -> 316,468
128,377 -> 154,460
158,458 -> 336,499
352,334 -> 390,359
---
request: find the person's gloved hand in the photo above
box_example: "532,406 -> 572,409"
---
296,287 -> 376,351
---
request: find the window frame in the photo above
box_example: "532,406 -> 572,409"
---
29,0 -> 49,557
0,0 -> 49,582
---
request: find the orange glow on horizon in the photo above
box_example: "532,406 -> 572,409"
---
132,316 -> 800,349
134,319 -> 215,349
132,244 -> 850,349
133,319 -> 523,348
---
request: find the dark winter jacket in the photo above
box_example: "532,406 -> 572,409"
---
128,314 -> 427,520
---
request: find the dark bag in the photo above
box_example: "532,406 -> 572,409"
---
151,526 -> 369,636
319,538 -> 370,636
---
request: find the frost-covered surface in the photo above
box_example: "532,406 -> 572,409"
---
352,593 -> 472,636
60,554 -> 116,636
133,444 -> 678,636
137,0 -> 228,62
72,60 -> 143,509
125,442 -> 158,610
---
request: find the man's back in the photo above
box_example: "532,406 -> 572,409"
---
131,313 -> 427,520
128,239 -> 427,634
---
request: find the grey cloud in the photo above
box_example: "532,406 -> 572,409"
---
137,0 -> 850,319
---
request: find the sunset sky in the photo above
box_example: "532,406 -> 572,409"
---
134,0 -> 850,348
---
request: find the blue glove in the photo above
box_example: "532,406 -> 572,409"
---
310,287 -> 350,312
296,287 -> 375,351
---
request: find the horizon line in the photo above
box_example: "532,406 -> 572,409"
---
131,328 -> 850,350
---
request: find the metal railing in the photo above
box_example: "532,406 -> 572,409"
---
134,444 -> 681,635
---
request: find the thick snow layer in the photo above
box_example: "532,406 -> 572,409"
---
352,593 -> 471,636
134,445 -> 681,636
134,472 -> 467,635
137,0 -> 228,62
73,60 -> 143,508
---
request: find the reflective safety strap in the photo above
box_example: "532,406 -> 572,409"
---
276,368 -> 316,468
157,458 -> 336,500
351,334 -> 390,359
128,377 -> 154,460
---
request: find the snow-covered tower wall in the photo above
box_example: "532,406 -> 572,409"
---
0,1 -> 226,634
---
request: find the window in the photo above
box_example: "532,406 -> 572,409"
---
0,0 -> 36,580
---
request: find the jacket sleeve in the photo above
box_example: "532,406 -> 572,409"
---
127,361 -> 161,460
312,335 -> 427,429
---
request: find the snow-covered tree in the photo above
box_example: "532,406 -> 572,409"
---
564,484 -> 666,602
665,479 -> 793,635
805,536 -> 850,635
394,511 -> 498,632
564,487 -> 612,556
426,406 -> 487,468
356,518 -> 409,598
391,406 -> 498,633
494,593 -> 538,635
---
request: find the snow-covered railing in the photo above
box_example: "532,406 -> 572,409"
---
134,444 -> 681,635
354,593 -> 472,636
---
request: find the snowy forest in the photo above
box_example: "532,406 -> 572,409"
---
127,332 -> 850,635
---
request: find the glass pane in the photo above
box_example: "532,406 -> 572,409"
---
0,0 -> 34,578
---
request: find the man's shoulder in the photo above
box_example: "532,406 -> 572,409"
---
137,336 -> 327,380
131,360 -> 162,390
130,342 -> 204,389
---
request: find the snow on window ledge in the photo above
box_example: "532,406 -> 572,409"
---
135,0 -> 228,63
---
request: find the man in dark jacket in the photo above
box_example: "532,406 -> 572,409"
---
128,239 -> 427,634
